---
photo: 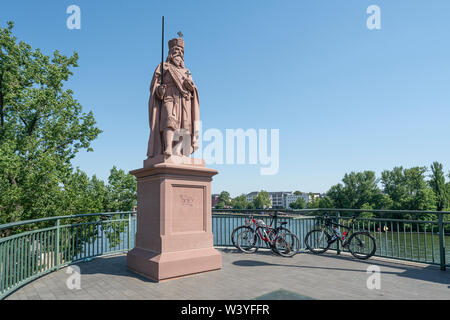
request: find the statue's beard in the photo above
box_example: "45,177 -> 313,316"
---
171,55 -> 184,68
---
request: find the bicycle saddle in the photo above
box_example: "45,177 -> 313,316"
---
280,222 -> 287,225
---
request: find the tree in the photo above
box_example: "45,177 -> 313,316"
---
246,202 -> 255,210
289,197 -> 306,209
231,194 -> 249,209
381,166 -> 436,212
215,202 -> 224,210
326,171 -> 387,211
381,166 -> 437,224
61,168 -> 108,215
218,191 -> 231,205
306,196 -> 321,209
253,190 -> 271,209
105,166 -> 137,212
0,22 -> 101,226
216,191 -> 231,209
429,162 -> 449,211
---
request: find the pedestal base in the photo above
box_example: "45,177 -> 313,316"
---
127,247 -> 222,282
127,158 -> 221,282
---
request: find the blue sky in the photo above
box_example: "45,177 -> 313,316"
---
2,0 -> 450,197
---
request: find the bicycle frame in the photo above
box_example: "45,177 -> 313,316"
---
236,213 -> 299,256
245,213 -> 280,229
319,216 -> 357,246
256,226 -> 277,245
244,214 -> 286,247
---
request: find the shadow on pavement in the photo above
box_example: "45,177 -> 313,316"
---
230,250 -> 450,286
72,254 -> 158,283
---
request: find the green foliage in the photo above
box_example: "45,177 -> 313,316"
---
253,190 -> 271,209
61,166 -> 136,215
323,167 -> 443,213
231,194 -> 249,209
359,203 -> 375,218
215,202 -> 224,209
61,169 -> 108,215
326,171 -> 388,212
106,166 -> 137,212
289,197 -> 306,209
381,166 -> 437,215
357,203 -> 376,229
306,196 -> 320,209
218,191 -> 231,204
0,23 -> 137,237
429,162 -> 449,211
444,212 -> 450,232
216,191 -> 231,209
0,22 -> 101,226
320,163 -> 450,224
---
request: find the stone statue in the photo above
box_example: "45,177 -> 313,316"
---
128,30 -> 221,281
147,37 -> 200,159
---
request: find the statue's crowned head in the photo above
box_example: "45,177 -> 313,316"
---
168,37 -> 184,50
167,38 -> 184,68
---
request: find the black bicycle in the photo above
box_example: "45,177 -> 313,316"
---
304,214 -> 376,260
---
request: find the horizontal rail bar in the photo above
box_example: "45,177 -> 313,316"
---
0,212 -> 135,231
213,208 -> 450,215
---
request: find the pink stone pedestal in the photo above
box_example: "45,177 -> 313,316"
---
126,157 -> 222,281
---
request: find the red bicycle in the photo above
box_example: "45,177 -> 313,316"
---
234,213 -> 300,257
231,213 -> 291,248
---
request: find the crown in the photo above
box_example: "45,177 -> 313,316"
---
168,38 -> 184,49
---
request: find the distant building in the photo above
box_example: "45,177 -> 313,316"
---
246,191 -> 274,208
246,192 -> 259,203
269,192 -> 291,209
309,192 -> 321,202
245,191 -> 312,209
211,194 -> 220,208
285,193 -> 309,209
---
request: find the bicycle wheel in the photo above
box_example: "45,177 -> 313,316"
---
231,226 -> 253,248
346,231 -> 376,260
236,228 -> 259,253
274,232 -> 300,257
278,226 -> 293,235
304,229 -> 331,254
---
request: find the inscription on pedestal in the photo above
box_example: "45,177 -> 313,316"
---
171,185 -> 205,233
180,195 -> 194,206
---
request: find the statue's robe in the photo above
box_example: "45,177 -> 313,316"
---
147,62 -> 200,158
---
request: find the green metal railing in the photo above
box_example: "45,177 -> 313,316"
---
212,208 -> 449,271
0,212 -> 136,299
0,208 -> 448,299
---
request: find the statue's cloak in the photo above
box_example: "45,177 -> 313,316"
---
147,62 -> 200,158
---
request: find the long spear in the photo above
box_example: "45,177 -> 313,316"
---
160,16 -> 164,84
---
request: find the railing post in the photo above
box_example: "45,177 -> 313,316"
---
128,214 -> 132,251
55,219 -> 60,271
438,213 -> 446,271
336,211 -> 341,255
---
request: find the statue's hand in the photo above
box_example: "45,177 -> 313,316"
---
183,78 -> 195,92
156,84 -> 166,99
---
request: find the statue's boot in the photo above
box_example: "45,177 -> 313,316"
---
164,128 -> 174,157
164,148 -> 172,157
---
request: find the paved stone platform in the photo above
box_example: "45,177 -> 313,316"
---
6,248 -> 450,300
